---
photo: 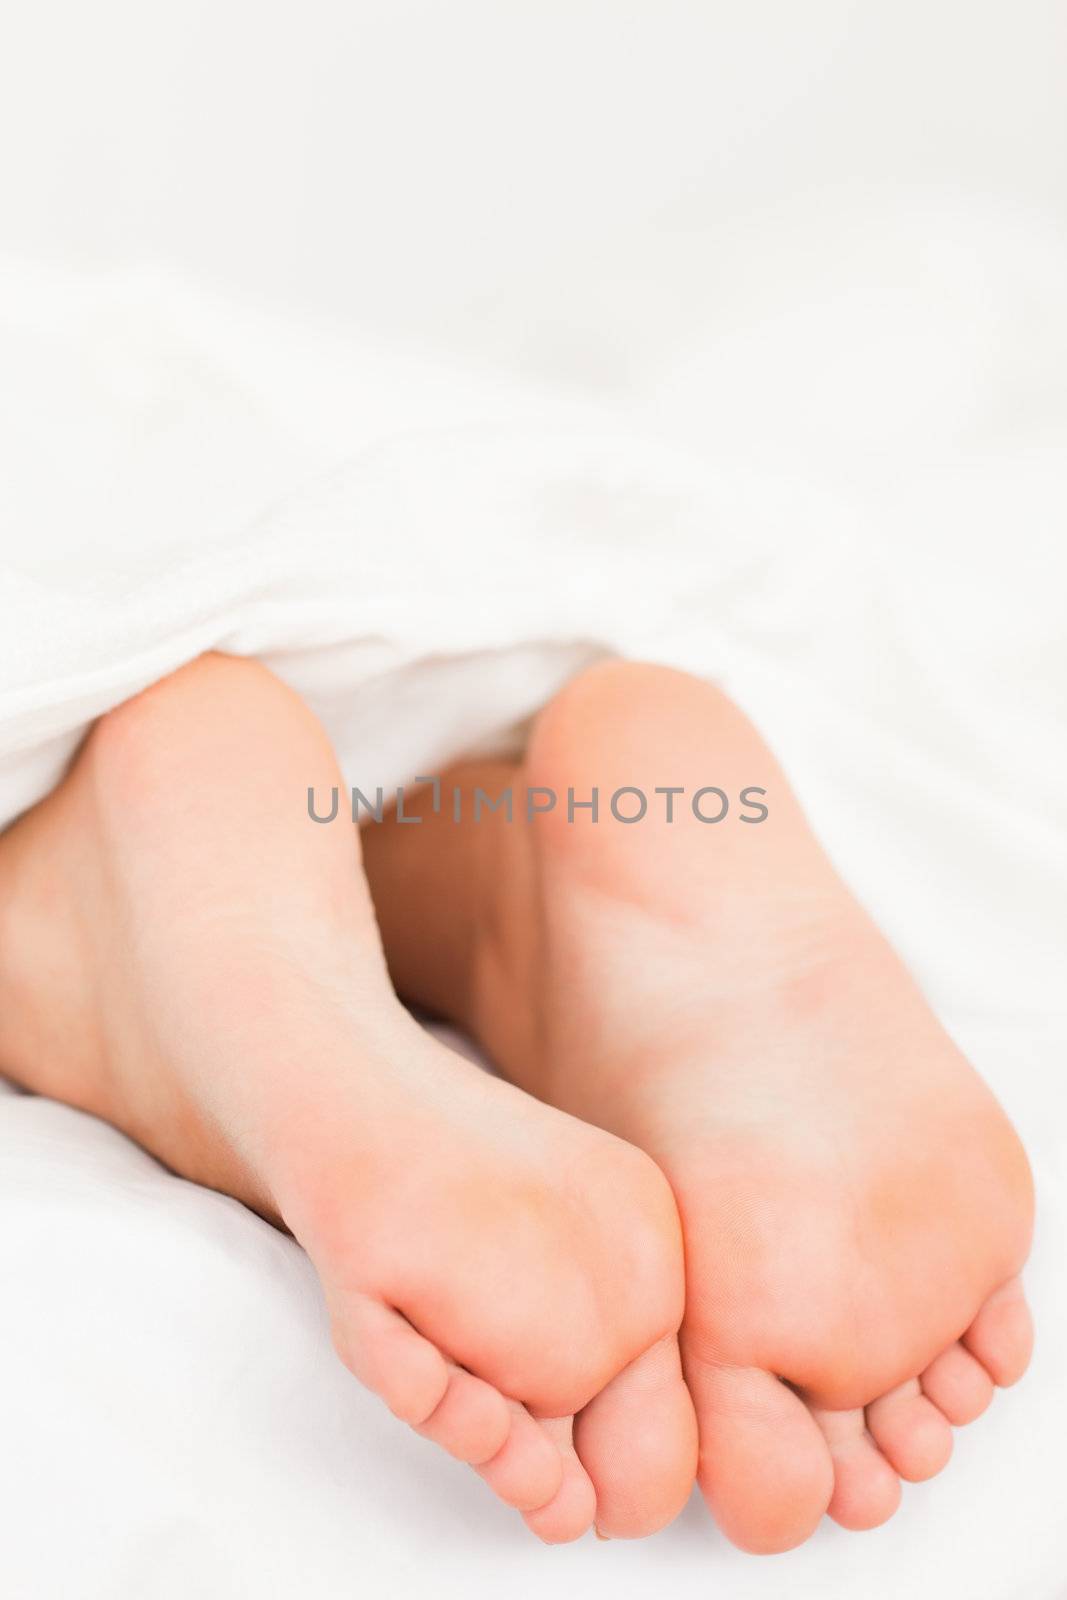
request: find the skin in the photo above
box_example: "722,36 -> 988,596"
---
361,659 -> 1036,1551
0,654 -> 694,1544
0,652 -> 1035,1549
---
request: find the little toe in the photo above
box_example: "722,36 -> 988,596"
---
866,1379 -> 953,1482
921,1342 -> 994,1425
573,1334 -> 697,1538
521,1416 -> 598,1543
811,1406 -> 901,1532
962,1277 -> 1034,1388
476,1403 -> 567,1514
684,1350 -> 834,1553
332,1294 -> 564,1517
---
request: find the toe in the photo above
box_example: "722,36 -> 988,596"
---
684,1350 -> 834,1554
332,1294 -> 566,1517
414,1366 -> 511,1464
921,1342 -> 994,1425
476,1403 -> 567,1513
521,1416 -> 598,1543
866,1379 -> 953,1481
573,1334 -> 697,1538
811,1406 -> 901,1531
962,1277 -> 1034,1388
330,1294 -> 450,1425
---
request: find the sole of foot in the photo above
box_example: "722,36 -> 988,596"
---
510,662 -> 1035,1551
0,654 -> 698,1542
363,659 -> 1035,1550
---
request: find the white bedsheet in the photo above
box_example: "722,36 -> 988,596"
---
1,1021 -> 1064,1600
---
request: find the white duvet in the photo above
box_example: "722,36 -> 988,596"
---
2,10 -> 1067,1592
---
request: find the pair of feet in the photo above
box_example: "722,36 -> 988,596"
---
0,655 -> 1034,1551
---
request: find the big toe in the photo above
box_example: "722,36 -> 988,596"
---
573,1335 -> 697,1538
962,1277 -> 1034,1388
685,1349 -> 834,1554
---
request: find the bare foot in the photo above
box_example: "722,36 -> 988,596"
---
362,660 -> 1035,1551
0,654 -> 695,1543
